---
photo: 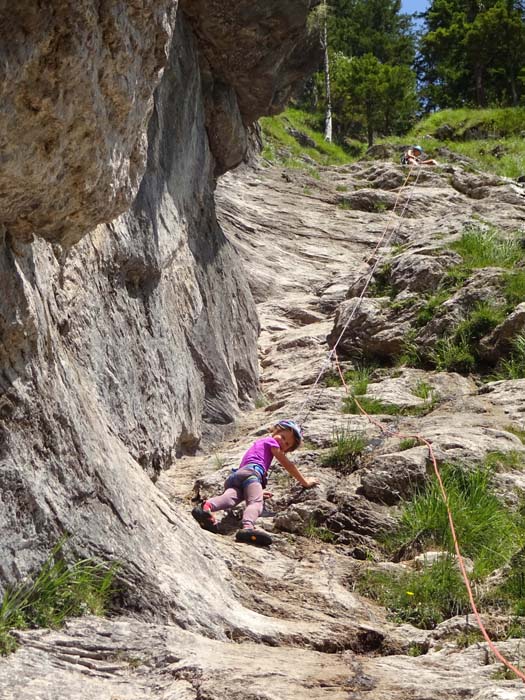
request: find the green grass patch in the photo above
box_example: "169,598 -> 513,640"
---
321,427 -> 368,473
429,335 -> 476,373
484,450 -> 524,472
503,270 -> 525,308
399,438 -> 419,451
412,380 -> 435,401
451,227 -> 524,269
356,558 -> 469,629
388,463 -> 524,578
493,333 -> 525,380
260,108 -> 351,167
338,199 -> 353,210
343,395 -> 401,416
416,290 -> 451,327
304,518 -> 336,543
412,107 -> 525,141
0,539 -> 117,656
504,425 -> 525,444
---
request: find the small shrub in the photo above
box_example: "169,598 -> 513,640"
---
0,539 -> 116,656
338,199 -> 353,210
454,629 -> 484,648
335,184 -> 348,192
407,643 -> 427,656
346,364 -> 375,395
356,558 -> 469,629
321,427 -> 368,472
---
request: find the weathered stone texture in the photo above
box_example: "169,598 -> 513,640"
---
0,12 -> 263,626
0,0 -> 177,245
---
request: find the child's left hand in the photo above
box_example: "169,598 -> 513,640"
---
263,491 -> 273,500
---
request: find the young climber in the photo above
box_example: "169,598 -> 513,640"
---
192,419 -> 318,545
401,144 -> 437,166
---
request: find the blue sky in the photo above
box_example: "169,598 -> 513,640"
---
401,0 -> 430,15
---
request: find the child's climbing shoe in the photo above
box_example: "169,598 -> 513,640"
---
192,503 -> 218,534
235,528 -> 272,547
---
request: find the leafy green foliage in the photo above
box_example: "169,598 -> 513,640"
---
321,427 -> 368,472
330,52 -> 417,145
328,0 -> 415,66
0,540 -> 117,655
419,0 -> 525,109
503,270 -> 525,308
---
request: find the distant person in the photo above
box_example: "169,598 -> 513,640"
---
192,419 -> 318,546
401,145 -> 437,166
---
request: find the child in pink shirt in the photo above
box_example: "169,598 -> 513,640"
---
192,420 -> 318,543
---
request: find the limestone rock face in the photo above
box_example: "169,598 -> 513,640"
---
0,0 -> 177,245
0,3 -> 315,622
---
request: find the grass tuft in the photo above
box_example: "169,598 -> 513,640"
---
388,463 -> 523,578
451,228 -> 524,269
0,539 -> 117,656
321,427 -> 368,473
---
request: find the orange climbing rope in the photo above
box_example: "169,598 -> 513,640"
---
333,351 -> 525,684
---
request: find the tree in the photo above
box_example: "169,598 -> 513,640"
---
331,52 -> 417,145
419,0 -> 525,108
328,0 -> 415,65
308,1 -> 333,141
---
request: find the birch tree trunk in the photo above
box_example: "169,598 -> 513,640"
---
322,1 -> 332,142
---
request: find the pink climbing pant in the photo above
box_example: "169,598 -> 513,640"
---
207,467 -> 264,529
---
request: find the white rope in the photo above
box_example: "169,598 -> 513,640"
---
295,165 -> 423,426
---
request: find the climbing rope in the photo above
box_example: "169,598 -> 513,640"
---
333,351 -> 525,683
295,164 -> 422,427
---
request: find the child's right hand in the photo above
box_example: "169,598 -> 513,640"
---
302,478 -> 319,489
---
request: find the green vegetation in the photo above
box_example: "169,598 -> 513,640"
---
325,363 -> 375,392
412,380 -> 435,401
305,517 -> 337,543
484,450 -> 524,472
416,290 -> 450,327
368,262 -> 394,298
451,227 -> 524,269
260,108 -> 352,167
357,557 -> 469,629
321,427 -> 368,472
399,438 -> 419,451
358,459 -> 525,629
494,333 -> 525,380
343,395 -> 401,415
0,540 -> 116,655
387,463 -> 523,577
504,425 -> 525,444
503,270 -> 525,308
